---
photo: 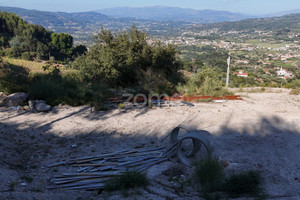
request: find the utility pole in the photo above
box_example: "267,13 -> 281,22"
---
226,56 -> 230,87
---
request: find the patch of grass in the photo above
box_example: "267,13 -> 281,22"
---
199,77 -> 233,97
3,57 -> 45,73
104,169 -> 149,196
28,71 -> 111,108
30,165 -> 38,169
29,187 -> 44,193
195,99 -> 213,103
245,40 -> 287,48
290,88 -> 300,95
193,157 -> 266,199
10,181 -> 17,191
194,157 -> 225,193
28,72 -> 84,106
21,175 -> 33,183
9,162 -> 27,170
223,171 -> 263,197
177,76 -> 233,97
118,103 -> 125,109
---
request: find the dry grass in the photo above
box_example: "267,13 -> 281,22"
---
2,57 -> 72,74
3,57 -> 46,73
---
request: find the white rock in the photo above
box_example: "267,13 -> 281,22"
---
20,182 -> 27,187
28,100 -> 35,110
35,101 -> 51,112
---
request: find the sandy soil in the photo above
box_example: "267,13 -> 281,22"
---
1,88 -> 300,199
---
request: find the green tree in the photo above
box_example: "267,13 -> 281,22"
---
0,12 -> 52,59
72,45 -> 87,58
73,26 -> 182,94
50,33 -> 73,59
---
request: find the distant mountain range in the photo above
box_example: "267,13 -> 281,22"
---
0,6 -> 109,34
1,6 -> 300,44
95,6 -> 253,23
189,13 -> 300,33
263,9 -> 300,17
0,6 -> 195,43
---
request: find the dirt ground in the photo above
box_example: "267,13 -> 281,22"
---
1,88 -> 300,200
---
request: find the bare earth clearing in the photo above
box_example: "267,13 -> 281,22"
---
1,88 -> 300,200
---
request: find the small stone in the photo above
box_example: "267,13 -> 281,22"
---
23,105 -> 30,110
20,182 -> 27,187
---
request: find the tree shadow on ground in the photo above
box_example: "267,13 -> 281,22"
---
1,109 -> 300,199
214,115 -> 300,198
0,112 -> 162,199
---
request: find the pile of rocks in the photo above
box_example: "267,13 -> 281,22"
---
28,100 -> 51,112
0,92 -> 51,112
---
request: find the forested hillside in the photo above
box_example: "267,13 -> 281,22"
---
0,12 -> 86,61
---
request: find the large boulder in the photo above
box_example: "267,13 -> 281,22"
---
0,92 -> 28,107
35,100 -> 51,112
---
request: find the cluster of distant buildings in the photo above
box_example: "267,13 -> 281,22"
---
233,67 -> 294,81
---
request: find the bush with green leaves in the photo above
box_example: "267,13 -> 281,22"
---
73,26 -> 182,95
177,66 -> 233,97
28,70 -> 110,108
104,169 -> 149,195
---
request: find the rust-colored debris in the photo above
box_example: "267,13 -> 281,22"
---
164,95 -> 243,101
107,95 -> 242,104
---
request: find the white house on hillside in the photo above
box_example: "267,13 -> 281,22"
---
276,67 -> 294,79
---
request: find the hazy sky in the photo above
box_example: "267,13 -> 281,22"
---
1,0 -> 300,15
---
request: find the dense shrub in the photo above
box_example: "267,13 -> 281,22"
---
177,66 -> 233,96
21,52 -> 35,61
0,62 -> 30,93
199,77 -> 233,97
73,26 -> 183,95
29,72 -> 83,106
28,70 -> 111,108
